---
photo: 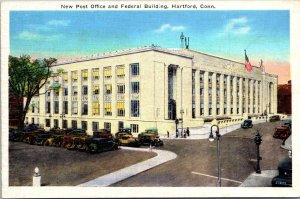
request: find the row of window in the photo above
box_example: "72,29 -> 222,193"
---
200,107 -> 260,116
45,100 -> 140,117
59,63 -> 139,82
43,119 -> 140,133
47,83 -> 139,96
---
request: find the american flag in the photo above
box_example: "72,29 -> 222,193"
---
244,49 -> 252,72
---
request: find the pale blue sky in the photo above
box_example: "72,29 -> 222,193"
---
10,11 -> 290,64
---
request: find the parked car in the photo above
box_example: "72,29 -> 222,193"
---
282,119 -> 292,129
116,134 -> 140,147
62,129 -> 87,149
241,119 -> 253,129
138,128 -> 163,146
269,115 -> 280,122
9,128 -> 23,142
23,129 -> 46,144
272,157 -> 292,187
273,126 -> 291,140
87,138 -> 119,153
93,129 -> 113,139
115,128 -> 132,139
33,133 -> 53,145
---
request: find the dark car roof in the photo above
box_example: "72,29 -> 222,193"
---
278,158 -> 292,170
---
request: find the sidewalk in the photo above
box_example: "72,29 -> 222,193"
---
239,170 -> 278,187
162,119 -> 266,140
78,146 -> 177,187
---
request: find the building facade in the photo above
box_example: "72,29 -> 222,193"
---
26,46 -> 278,135
277,80 -> 291,114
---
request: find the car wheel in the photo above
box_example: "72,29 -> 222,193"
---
44,140 -> 50,146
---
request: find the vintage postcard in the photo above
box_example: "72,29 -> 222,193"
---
1,0 -> 300,198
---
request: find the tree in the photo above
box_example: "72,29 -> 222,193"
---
9,55 -> 57,129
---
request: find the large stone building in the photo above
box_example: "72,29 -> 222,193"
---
26,46 -> 278,135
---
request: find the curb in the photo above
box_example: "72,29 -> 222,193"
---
77,147 -> 177,187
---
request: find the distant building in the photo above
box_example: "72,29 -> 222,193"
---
25,46 -> 278,135
277,80 -> 291,114
9,96 -> 22,128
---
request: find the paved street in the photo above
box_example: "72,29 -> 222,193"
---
112,121 -> 288,187
9,121 -> 288,187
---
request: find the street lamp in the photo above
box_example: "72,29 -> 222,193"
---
253,130 -> 262,174
208,124 -> 221,187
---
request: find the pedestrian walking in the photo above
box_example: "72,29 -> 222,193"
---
176,129 -> 179,138
187,127 -> 190,136
167,131 -> 169,138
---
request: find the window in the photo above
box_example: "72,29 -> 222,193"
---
46,102 -> 51,113
31,117 -> 35,124
72,86 -> 78,96
130,63 -> 139,76
72,71 -> 78,82
208,74 -> 212,83
104,122 -> 111,132
131,82 -> 139,93
92,102 -> 99,115
63,101 -> 68,114
104,67 -> 112,78
117,101 -> 125,116
72,101 -> 78,114
82,103 -> 88,115
54,101 -> 59,114
105,84 -> 112,94
72,120 -> 77,129
92,68 -> 99,80
200,103 -> 204,115
45,119 -> 50,127
104,102 -> 112,116
32,106 -> 35,113
200,72 -> 204,82
54,90 -> 59,96
82,86 -> 88,95
54,119 -> 59,128
118,121 -> 124,131
63,72 -> 68,81
63,88 -> 68,96
81,121 -> 87,130
130,124 -> 139,133
93,85 -> 99,95
116,65 -> 125,77
63,120 -> 67,128
92,122 -> 99,132
131,100 -> 140,117
200,88 -> 204,96
117,84 -> 125,94
46,90 -> 51,96
82,69 -> 88,81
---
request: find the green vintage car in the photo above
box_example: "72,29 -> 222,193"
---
138,128 -> 164,146
87,138 -> 119,153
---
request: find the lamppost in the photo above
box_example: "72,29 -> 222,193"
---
253,130 -> 262,174
208,124 -> 221,187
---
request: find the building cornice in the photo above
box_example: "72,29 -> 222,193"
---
53,46 -> 193,66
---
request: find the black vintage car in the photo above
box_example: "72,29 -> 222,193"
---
241,119 -> 253,129
87,138 -> 119,153
33,132 -> 53,145
272,157 -> 292,187
269,115 -> 281,122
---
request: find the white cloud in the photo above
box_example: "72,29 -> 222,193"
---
18,31 -> 42,40
18,31 -> 61,41
220,17 -> 251,36
155,24 -> 186,33
47,20 -> 70,26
